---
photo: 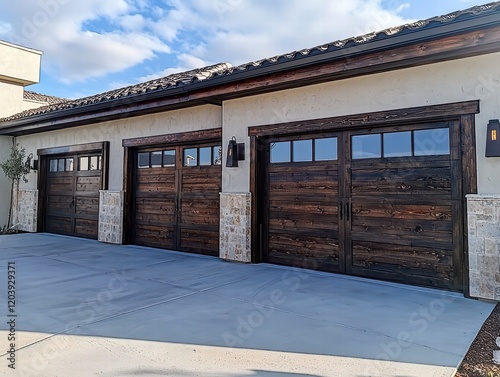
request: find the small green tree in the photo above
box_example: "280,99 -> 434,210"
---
0,143 -> 32,228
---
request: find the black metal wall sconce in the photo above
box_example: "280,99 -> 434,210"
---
226,136 -> 245,167
25,153 -> 38,171
486,119 -> 500,157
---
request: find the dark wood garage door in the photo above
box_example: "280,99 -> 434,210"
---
132,142 -> 222,255
45,154 -> 102,239
263,132 -> 342,272
262,121 -> 465,291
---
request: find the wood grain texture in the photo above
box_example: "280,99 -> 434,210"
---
44,162 -> 102,239
178,165 -> 221,255
460,114 -> 477,297
265,153 -> 341,270
249,102 -> 478,137
123,128 -> 221,148
259,118 -> 469,291
39,142 -> 107,239
130,142 -> 221,256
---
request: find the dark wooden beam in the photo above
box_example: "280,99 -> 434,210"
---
122,128 -> 222,148
36,156 -> 47,233
37,142 -> 107,156
101,141 -> 110,191
250,136 -> 258,263
460,113 -> 477,298
248,101 -> 480,137
122,146 -> 134,245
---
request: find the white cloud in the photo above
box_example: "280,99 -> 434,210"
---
48,32 -> 170,83
139,0 -> 412,85
120,14 -> 146,31
0,0 -> 170,83
153,0 -> 411,66
139,53 -> 211,82
0,0 -> 415,88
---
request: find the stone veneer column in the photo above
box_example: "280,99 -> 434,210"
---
220,192 -> 251,262
98,190 -> 124,245
16,189 -> 38,232
467,194 -> 500,301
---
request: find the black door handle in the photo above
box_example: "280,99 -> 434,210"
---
71,196 -> 75,207
346,202 -> 350,222
339,201 -> 343,221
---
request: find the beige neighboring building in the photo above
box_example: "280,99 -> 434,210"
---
0,40 -> 65,228
0,3 -> 499,301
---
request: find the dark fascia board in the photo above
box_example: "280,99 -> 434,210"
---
0,11 -> 498,136
4,97 -> 212,137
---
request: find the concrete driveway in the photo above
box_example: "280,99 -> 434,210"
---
0,233 -> 495,377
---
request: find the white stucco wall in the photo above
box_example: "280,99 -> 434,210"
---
16,105 -> 222,191
0,82 -> 26,119
222,52 -> 500,194
0,41 -> 41,86
0,136 -> 13,227
0,41 -> 43,119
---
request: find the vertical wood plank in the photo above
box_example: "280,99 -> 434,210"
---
339,132 -> 349,274
122,146 -> 133,244
460,114 -> 478,297
250,136 -> 259,263
461,115 -> 478,195
37,156 -> 47,233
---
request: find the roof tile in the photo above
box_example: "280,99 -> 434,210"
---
23,90 -> 67,105
0,63 -> 232,123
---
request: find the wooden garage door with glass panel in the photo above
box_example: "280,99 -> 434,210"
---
132,142 -> 222,255
262,121 -> 465,291
44,153 -> 103,239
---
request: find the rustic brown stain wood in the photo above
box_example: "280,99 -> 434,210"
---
460,114 -> 477,296
249,102 -> 479,137
133,168 -> 177,249
123,128 -> 222,148
264,138 -> 342,272
345,132 -> 459,289
39,142 -> 108,240
254,111 -> 475,291
38,142 -> 106,156
178,164 -> 221,255
45,167 -> 101,239
130,139 -> 221,256
122,146 -> 134,244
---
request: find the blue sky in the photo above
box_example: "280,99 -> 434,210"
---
0,0 -> 483,100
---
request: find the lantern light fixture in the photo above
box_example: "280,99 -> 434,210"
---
486,119 -> 500,157
226,136 -> 245,167
25,153 -> 38,171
